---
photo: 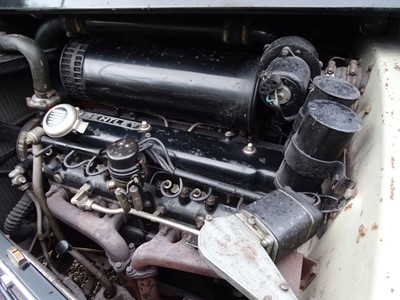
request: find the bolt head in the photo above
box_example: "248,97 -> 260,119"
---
261,239 -> 269,247
279,282 -> 289,291
205,214 -> 213,221
225,131 -> 234,137
248,216 -> 256,225
243,143 -> 256,155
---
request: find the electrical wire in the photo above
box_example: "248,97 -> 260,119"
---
189,187 -> 213,202
63,150 -> 90,169
139,137 -> 175,172
160,178 -> 183,198
187,122 -> 203,132
85,155 -> 108,176
143,171 -> 169,192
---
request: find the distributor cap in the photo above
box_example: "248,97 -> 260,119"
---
107,138 -> 140,181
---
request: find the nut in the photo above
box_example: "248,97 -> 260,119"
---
243,143 -> 257,155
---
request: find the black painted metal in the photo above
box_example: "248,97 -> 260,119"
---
60,38 -> 260,130
275,100 -> 362,192
290,75 -> 361,138
58,114 -> 283,191
244,187 -> 323,261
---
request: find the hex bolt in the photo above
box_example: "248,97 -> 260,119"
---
126,266 -> 133,273
205,214 -> 213,221
279,282 -> 289,291
115,262 -> 122,269
128,243 -> 135,250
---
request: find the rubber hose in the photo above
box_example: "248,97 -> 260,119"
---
3,193 -> 33,234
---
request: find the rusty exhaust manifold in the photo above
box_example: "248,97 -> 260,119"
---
46,186 -> 130,268
129,227 -> 217,278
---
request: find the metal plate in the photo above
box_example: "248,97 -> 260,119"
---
198,214 -> 297,300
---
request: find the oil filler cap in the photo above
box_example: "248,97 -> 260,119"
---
42,104 -> 88,138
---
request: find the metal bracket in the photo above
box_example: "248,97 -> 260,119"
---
198,214 -> 297,300
285,137 -> 354,196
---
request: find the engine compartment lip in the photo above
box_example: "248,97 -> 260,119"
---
1,1 -> 400,12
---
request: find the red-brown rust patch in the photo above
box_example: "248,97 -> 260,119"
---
357,224 -> 368,243
344,203 -> 353,211
359,224 -> 368,236
371,223 -> 379,230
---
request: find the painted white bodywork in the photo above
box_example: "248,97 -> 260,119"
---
300,39 -> 400,300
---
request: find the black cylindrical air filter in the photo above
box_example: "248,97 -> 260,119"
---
275,99 -> 362,192
291,75 -> 360,135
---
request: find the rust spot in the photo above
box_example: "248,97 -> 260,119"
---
392,157 -> 395,169
344,203 -> 353,211
359,224 -> 367,235
364,105 -> 372,114
359,224 -> 368,237
371,223 -> 379,230
394,64 -> 400,71
241,244 -> 257,263
390,178 -> 395,200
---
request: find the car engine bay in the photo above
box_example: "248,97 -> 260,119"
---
0,7 -> 397,300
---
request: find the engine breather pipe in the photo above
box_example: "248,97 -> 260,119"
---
0,34 -> 60,108
26,127 -> 65,242
90,203 -> 200,236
